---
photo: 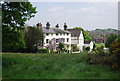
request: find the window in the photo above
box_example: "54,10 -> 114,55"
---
56,33 -> 58,35
56,39 -> 59,43
67,33 -> 69,35
46,39 -> 49,43
67,38 -> 69,42
46,33 -> 49,36
60,33 -> 62,35
51,33 -> 53,36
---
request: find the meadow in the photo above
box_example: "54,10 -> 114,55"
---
2,53 -> 120,79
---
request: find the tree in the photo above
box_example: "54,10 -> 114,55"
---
58,43 -> 64,53
25,26 -> 44,53
72,45 -> 78,52
74,27 -> 92,41
105,34 -> 118,48
2,2 -> 37,52
109,38 -> 120,70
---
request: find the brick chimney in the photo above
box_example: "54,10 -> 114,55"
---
46,22 -> 50,29
55,24 -> 59,28
36,23 -> 42,28
64,23 -> 67,31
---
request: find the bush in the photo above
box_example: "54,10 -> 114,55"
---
84,47 -> 90,51
38,49 -> 50,53
72,45 -> 78,52
53,50 -> 58,53
94,46 -> 105,55
109,38 -> 120,70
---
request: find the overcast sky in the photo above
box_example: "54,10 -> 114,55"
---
26,0 -> 119,30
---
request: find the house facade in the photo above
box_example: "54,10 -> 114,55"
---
36,22 -> 93,52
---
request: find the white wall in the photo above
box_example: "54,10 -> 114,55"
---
43,33 -> 71,50
71,37 -> 79,44
78,31 -> 84,51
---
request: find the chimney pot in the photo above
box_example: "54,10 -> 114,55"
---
36,23 -> 42,28
55,24 -> 59,28
46,22 -> 50,29
64,23 -> 67,31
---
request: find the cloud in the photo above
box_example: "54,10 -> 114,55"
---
80,7 -> 98,13
49,6 -> 64,12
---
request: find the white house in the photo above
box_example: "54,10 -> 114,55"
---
36,22 -> 93,52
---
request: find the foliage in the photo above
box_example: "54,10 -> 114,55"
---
105,34 -> 118,48
94,46 -> 105,55
84,47 -> 90,51
109,38 -> 120,70
2,2 -> 37,52
94,28 -> 118,32
58,43 -> 65,53
72,45 -> 78,52
92,43 -> 96,51
74,27 -> 92,41
38,49 -> 50,53
2,30 -> 26,52
87,37 -> 120,71
87,53 -> 111,65
2,53 -> 120,79
53,50 -> 58,53
25,26 -> 44,53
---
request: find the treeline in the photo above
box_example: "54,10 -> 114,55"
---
88,28 -> 119,37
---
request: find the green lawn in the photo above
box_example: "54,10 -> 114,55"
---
2,53 -> 120,79
95,43 -> 105,48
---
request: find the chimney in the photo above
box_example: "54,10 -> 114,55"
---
64,23 -> 67,31
46,22 -> 50,29
55,24 -> 59,28
36,23 -> 42,28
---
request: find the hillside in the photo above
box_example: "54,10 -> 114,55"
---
88,28 -> 118,36
87,28 -> 119,44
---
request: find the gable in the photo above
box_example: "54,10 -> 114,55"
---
68,29 -> 82,37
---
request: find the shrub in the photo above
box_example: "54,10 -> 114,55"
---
72,45 -> 78,52
109,38 -> 120,70
94,46 -> 105,55
38,49 -> 50,53
84,47 -> 90,51
53,50 -> 58,53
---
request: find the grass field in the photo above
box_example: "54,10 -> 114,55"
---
2,53 -> 120,79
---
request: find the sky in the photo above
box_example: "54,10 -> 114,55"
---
26,0 -> 119,30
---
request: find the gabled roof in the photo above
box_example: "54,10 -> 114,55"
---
68,29 -> 82,37
42,27 -> 71,34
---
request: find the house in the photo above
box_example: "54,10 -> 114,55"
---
68,29 -> 93,52
36,22 -> 93,52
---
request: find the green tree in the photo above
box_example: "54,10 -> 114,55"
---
72,45 -> 78,52
105,34 -> 118,48
2,2 -> 37,52
74,27 -> 92,41
58,43 -> 64,53
109,37 -> 120,70
25,26 -> 44,53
